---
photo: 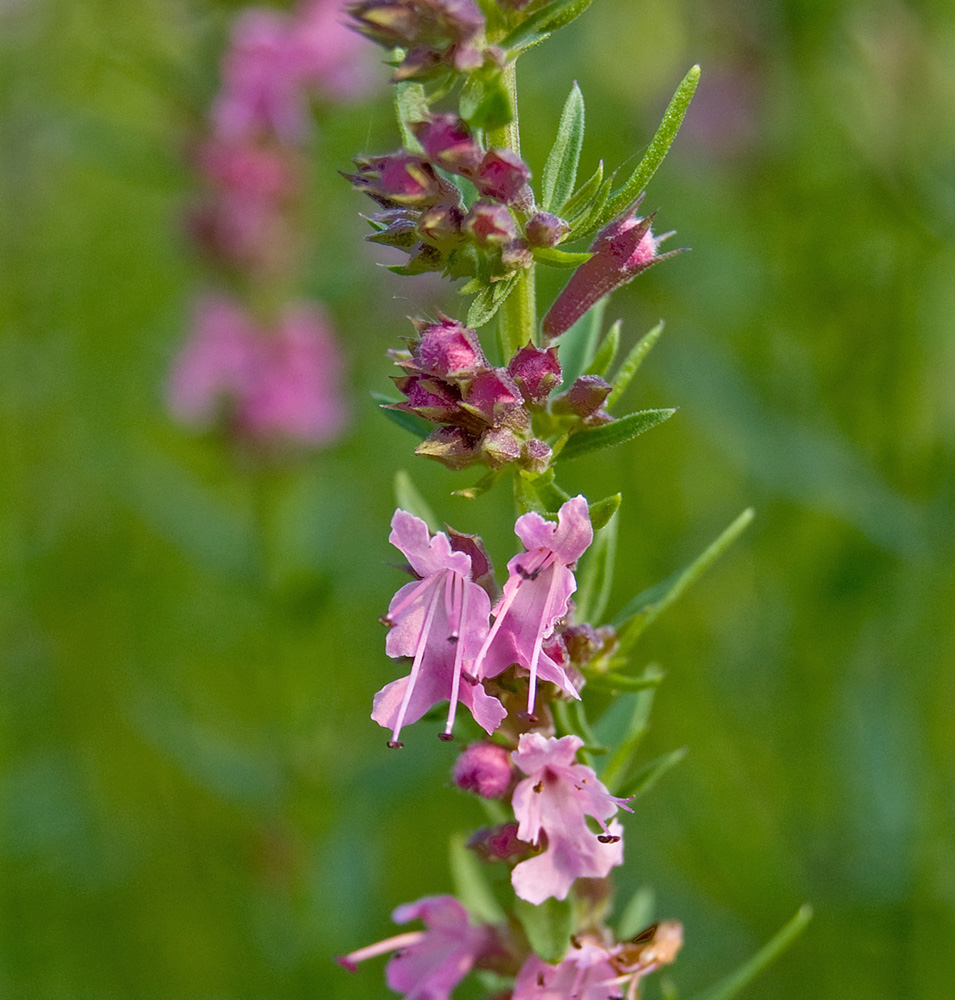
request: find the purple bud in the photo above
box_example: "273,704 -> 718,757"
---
412,114 -> 484,175
453,743 -> 512,798
475,148 -> 532,206
391,374 -> 462,423
467,822 -> 533,862
520,438 -> 553,474
525,211 -> 570,248
413,316 -> 488,379
501,239 -> 533,271
543,207 -> 679,341
349,152 -> 457,208
480,426 -> 522,468
552,374 -> 613,419
415,425 -> 481,469
417,202 -> 465,249
462,368 -> 525,426
447,528 -> 499,601
507,343 -> 562,405
463,200 -> 516,248
365,208 -> 419,249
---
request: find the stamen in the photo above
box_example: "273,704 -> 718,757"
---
443,572 -> 468,738
384,574 -> 436,622
336,930 -> 426,970
389,580 -> 442,746
525,553 -> 560,716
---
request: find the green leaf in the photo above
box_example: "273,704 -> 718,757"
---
588,492 -> 621,531
613,508 -> 755,651
585,320 -> 621,378
617,886 -> 655,940
394,470 -> 438,530
557,408 -> 676,462
501,0 -> 597,53
580,670 -> 664,694
617,746 -> 687,799
689,906 -> 813,1000
532,247 -> 594,268
451,468 -> 504,500
514,469 -> 571,515
607,320 -> 663,409
568,174 -> 613,240
575,508 -> 617,624
595,65 -> 700,230
372,393 -> 431,437
449,832 -> 505,924
592,667 -> 664,792
560,159 -> 603,225
394,80 -> 428,150
466,275 -> 517,328
542,83 -> 585,212
514,895 -> 575,963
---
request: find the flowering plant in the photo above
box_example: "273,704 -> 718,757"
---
327,0 -> 810,996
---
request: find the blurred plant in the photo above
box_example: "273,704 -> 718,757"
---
168,0 -> 370,457
336,0 -> 809,997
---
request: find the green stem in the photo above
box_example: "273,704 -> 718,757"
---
488,61 -> 538,358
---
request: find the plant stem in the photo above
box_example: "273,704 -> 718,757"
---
489,61 -> 538,358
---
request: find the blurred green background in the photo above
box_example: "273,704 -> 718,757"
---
3,0 -> 954,997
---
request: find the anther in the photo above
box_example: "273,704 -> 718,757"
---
437,732 -> 454,742
597,834 -> 620,843
387,739 -> 404,749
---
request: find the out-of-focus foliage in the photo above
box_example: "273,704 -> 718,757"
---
2,0 -> 954,998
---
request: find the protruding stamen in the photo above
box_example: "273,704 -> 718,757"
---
384,574 -> 436,623
389,580 -> 442,746
336,930 -> 426,971
443,572 -> 468,738
525,553 -> 560,716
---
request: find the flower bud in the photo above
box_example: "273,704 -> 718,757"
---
480,426 -> 522,468
501,239 -> 533,271
552,374 -> 613,420
416,203 -> 465,249
467,822 -> 533,862
525,211 -> 569,248
507,343 -> 561,405
463,200 -> 516,248
348,152 -> 457,207
462,368 -> 525,427
390,374 -> 463,423
474,149 -> 532,206
412,317 -> 488,379
416,425 -> 480,469
520,438 -> 553,474
453,742 -> 513,798
412,114 -> 484,175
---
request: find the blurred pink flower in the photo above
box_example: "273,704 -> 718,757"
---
169,295 -> 347,447
509,732 -> 631,904
338,895 -> 495,1000
292,0 -> 375,101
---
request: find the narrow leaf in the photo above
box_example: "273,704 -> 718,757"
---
557,408 -> 676,462
593,668 -> 664,792
452,468 -> 503,500
617,746 -> 687,800
596,65 -> 700,230
502,0 -> 597,53
394,470 -> 438,530
466,276 -> 517,328
568,174 -> 613,240
588,492 -> 621,531
607,320 -> 664,408
514,895 -> 575,963
575,509 -> 617,624
580,670 -> 664,694
613,508 -> 755,651
561,159 -> 603,224
372,392 -> 431,437
532,247 -> 594,268
586,319 -> 621,378
689,906 -> 813,1000
542,83 -> 586,212
449,832 -> 505,924
394,80 -> 428,150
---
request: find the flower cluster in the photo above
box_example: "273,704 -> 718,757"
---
387,315 -> 621,471
350,112 -> 568,281
169,0 -> 366,451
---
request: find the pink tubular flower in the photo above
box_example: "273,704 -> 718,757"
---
168,295 -> 347,447
542,206 -> 680,342
509,733 -> 631,904
372,511 -> 506,745
338,895 -> 495,1000
472,496 -> 592,717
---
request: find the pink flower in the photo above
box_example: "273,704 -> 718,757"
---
542,207 -> 679,342
472,496 -> 592,717
168,295 -> 347,447
372,511 -> 506,746
292,0 -> 375,101
512,924 -> 684,1000
509,733 -> 631,904
338,895 -> 495,1000
212,8 -> 306,144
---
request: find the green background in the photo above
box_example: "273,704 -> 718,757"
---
2,0 -> 954,997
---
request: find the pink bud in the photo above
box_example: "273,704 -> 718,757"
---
453,743 -> 513,798
464,200 -> 516,248
507,343 -> 562,405
474,149 -> 532,205
525,211 -> 569,248
412,114 -> 484,175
